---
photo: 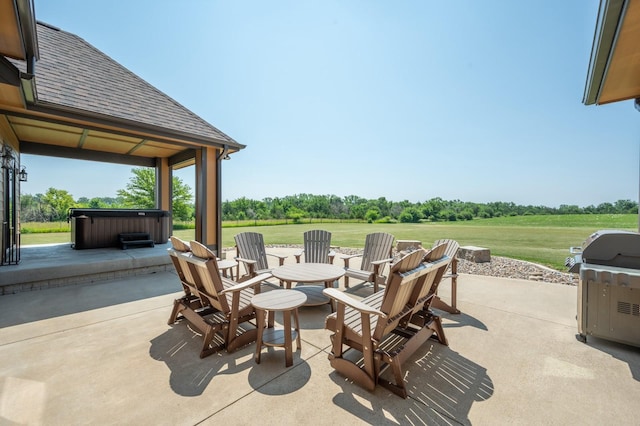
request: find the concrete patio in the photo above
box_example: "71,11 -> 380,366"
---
0,244 -> 639,425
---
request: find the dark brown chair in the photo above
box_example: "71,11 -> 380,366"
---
323,247 -> 452,398
168,240 -> 271,358
430,239 -> 461,314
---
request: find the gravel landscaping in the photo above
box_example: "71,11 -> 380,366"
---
455,256 -> 576,285
252,245 -> 577,286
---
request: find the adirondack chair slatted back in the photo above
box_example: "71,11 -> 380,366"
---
409,242 -> 449,305
188,241 -> 230,313
169,236 -> 198,295
372,250 -> 430,340
434,238 -> 460,261
303,229 -> 332,263
430,240 -> 455,291
360,232 -> 395,272
235,232 -> 270,273
433,238 -> 459,283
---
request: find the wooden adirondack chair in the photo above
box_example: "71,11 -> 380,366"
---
168,236 -> 198,299
430,239 -> 461,314
234,232 -> 287,282
323,247 -> 452,398
167,240 -> 271,358
342,232 -> 395,292
404,241 -> 449,337
294,229 -> 335,264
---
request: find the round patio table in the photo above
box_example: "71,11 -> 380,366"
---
271,263 -> 345,308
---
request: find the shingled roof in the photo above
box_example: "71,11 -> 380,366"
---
12,22 -> 241,148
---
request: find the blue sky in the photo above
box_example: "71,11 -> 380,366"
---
22,0 -> 640,207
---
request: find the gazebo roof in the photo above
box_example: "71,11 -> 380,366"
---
583,0 -> 640,106
1,20 -> 242,166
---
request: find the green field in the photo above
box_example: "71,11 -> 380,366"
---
20,214 -> 638,271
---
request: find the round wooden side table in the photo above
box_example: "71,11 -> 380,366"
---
216,258 -> 238,279
251,289 -> 307,367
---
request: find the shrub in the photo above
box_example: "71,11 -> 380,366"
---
375,216 -> 395,224
399,207 -> 423,223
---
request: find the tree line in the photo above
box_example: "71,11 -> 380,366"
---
221,195 -> 638,223
20,168 -> 193,222
19,168 -> 639,223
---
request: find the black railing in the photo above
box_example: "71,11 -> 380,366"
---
1,222 -> 20,265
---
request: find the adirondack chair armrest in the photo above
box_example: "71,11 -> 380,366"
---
370,257 -> 393,273
341,253 -> 362,260
329,250 -> 336,264
234,256 -> 258,279
266,252 -> 288,265
341,253 -> 362,268
323,288 -> 387,318
220,273 -> 272,294
371,257 -> 393,266
294,249 -> 304,263
234,256 -> 257,265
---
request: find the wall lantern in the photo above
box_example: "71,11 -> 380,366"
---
18,166 -> 28,182
1,150 -> 13,170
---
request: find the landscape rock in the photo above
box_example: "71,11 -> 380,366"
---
237,245 -> 577,286
457,246 -> 491,263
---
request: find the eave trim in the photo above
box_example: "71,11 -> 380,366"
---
583,0 -> 627,105
16,102 -> 245,152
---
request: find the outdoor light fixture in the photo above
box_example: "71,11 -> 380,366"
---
1,148 -> 14,170
18,166 -> 28,182
1,147 -> 26,181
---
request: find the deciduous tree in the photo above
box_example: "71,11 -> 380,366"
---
117,168 -> 193,220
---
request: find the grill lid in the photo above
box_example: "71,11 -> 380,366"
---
580,230 -> 640,269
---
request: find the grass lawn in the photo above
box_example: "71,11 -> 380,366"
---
20,214 -> 638,271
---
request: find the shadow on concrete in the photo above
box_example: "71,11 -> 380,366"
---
578,335 -> 640,382
329,342 -> 493,425
248,359 -> 312,395
150,321 -> 313,398
149,324 -> 257,397
440,310 -> 489,332
342,282 -> 378,298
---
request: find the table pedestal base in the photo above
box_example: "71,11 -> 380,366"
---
253,291 -> 306,368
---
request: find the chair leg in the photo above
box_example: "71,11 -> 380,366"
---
200,327 -> 218,358
254,308 -> 266,364
431,296 -> 460,314
168,298 -> 185,325
329,356 -> 377,392
428,314 -> 448,346
377,361 -> 408,398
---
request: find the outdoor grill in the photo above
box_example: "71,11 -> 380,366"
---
566,230 -> 640,347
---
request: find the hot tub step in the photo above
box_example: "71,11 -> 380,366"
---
119,232 -> 155,250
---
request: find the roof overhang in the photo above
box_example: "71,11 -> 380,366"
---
583,0 -> 640,105
0,0 -> 38,107
0,54 -> 35,108
0,7 -> 243,168
0,105 -> 241,169
0,0 -> 39,63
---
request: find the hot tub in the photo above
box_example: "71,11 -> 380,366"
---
69,209 -> 171,249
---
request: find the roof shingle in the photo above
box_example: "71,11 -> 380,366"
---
12,22 -> 240,147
